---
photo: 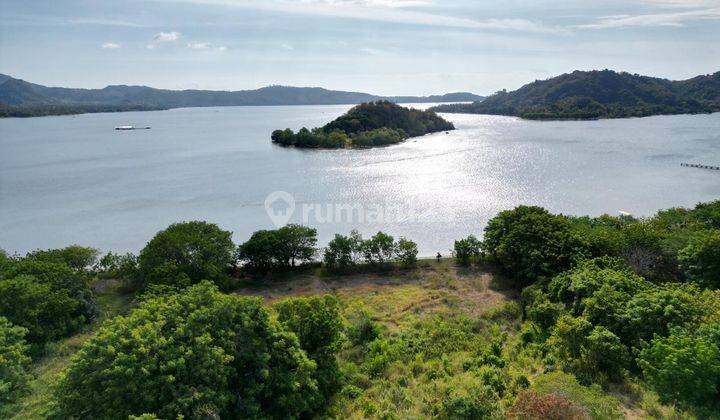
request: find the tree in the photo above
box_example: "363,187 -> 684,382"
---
638,327 -> 720,407
454,235 -> 482,266
396,237 -> 418,267
238,225 -> 318,273
54,281 -> 320,419
275,224 -> 318,267
323,233 -> 358,272
483,206 -> 587,285
548,316 -> 629,383
0,259 -> 97,346
237,229 -> 280,273
678,229 -> 720,289
362,232 -> 396,265
623,283 -> 704,345
26,245 -> 99,271
0,317 -> 30,407
138,221 -> 235,288
275,295 -> 344,405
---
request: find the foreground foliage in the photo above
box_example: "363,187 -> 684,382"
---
54,282 -> 324,419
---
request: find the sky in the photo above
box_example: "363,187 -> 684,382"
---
0,0 -> 719,96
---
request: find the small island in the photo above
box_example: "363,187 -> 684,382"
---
271,100 -> 455,149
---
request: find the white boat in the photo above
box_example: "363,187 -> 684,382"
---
115,126 -> 151,130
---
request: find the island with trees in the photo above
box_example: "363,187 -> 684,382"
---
431,69 -> 720,120
2,199 -> 720,418
271,100 -> 455,149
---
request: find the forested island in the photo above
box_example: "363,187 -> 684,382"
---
271,100 -> 455,148
431,70 -> 720,120
2,200 -> 720,418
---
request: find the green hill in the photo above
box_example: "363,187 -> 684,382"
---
271,100 -> 455,148
432,70 -> 720,120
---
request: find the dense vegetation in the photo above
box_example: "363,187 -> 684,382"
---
2,199 -> 720,418
432,70 -> 720,120
271,101 -> 455,148
0,103 -> 167,118
0,73 -> 483,117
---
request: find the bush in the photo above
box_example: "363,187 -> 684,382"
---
623,283 -> 704,345
26,245 -> 99,271
0,259 -> 97,345
0,317 -> 31,406
483,206 -> 587,286
138,221 -> 235,288
453,235 -> 482,266
238,224 -> 318,273
508,390 -> 586,420
530,371 -> 622,419
638,326 -> 720,407
678,229 -> 720,289
431,373 -> 503,420
323,230 -> 364,273
347,310 -> 381,345
548,316 -> 628,383
275,295 -> 344,403
54,281 -> 320,419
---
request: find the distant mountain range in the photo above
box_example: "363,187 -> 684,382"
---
0,73 -> 484,117
431,70 -> 720,120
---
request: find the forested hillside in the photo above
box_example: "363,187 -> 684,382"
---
432,70 -> 720,120
0,74 -> 483,117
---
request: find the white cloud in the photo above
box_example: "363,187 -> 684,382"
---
280,43 -> 294,50
577,6 -> 720,28
101,42 -> 121,49
152,0 -> 564,33
186,42 -> 227,51
154,31 -> 182,41
69,17 -> 144,27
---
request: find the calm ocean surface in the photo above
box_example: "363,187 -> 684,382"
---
1,104 -> 719,255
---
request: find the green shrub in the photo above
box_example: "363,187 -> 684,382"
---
483,206 -> 587,286
638,326 -> 720,408
623,283 -> 704,345
276,295 -> 344,403
0,259 -> 96,346
0,316 -> 31,407
347,310 -> 382,345
138,221 -> 235,288
26,245 -> 99,271
431,373 -> 503,420
678,229 -> 720,289
548,316 -> 629,383
54,281 -> 320,419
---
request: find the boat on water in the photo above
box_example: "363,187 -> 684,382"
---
115,126 -> 151,130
